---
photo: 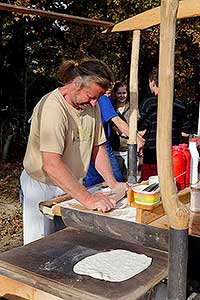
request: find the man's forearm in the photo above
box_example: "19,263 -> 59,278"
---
42,151 -> 120,212
42,152 -> 91,204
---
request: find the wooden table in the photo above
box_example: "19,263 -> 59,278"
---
1,186 -> 199,300
0,227 -> 168,300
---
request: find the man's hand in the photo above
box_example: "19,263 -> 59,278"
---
84,182 -> 127,212
84,192 -> 116,212
137,131 -> 145,153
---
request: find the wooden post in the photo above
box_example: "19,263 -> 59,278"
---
158,0 -> 189,299
127,30 -> 140,204
158,0 -> 189,232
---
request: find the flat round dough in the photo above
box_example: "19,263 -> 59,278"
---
73,249 -> 152,282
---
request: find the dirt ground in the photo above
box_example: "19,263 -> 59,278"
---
0,162 -> 23,253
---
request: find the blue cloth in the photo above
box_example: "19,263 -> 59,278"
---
85,143 -> 123,187
85,95 -> 123,187
98,95 -> 117,141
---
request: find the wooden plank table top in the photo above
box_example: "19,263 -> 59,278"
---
0,227 -> 168,300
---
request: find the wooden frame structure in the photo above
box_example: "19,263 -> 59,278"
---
1,1 -> 200,300
0,2 -> 114,27
104,1 -> 200,299
104,0 -> 200,32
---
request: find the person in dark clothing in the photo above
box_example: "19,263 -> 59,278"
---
138,67 -> 191,181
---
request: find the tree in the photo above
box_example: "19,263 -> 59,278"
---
1,0 -> 200,159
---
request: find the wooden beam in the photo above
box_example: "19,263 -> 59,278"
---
157,0 -> 189,230
104,0 -> 200,32
158,2 -> 189,299
0,3 -> 114,28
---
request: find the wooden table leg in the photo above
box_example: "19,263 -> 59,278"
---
0,275 -> 62,300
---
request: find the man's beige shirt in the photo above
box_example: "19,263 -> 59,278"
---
23,88 -> 106,184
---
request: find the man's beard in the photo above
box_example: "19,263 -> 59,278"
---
75,103 -> 91,111
73,95 -> 91,111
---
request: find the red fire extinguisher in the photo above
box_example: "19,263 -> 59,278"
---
172,146 -> 186,190
179,143 -> 191,188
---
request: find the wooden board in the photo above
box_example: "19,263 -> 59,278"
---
134,187 -> 191,224
189,210 -> 200,236
135,203 -> 164,224
60,208 -> 169,252
104,0 -> 200,32
150,203 -> 200,237
0,274 -> 62,300
0,227 -> 168,300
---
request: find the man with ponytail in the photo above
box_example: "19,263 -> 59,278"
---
21,58 -> 127,244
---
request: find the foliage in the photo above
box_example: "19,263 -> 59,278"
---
0,0 -> 200,160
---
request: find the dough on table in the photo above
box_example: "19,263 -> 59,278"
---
73,249 -> 152,282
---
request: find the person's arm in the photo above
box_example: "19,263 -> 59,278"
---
111,116 -> 129,137
181,132 -> 189,137
42,152 -> 116,212
112,116 -> 145,150
137,129 -> 146,137
137,130 -> 146,155
91,144 -> 128,190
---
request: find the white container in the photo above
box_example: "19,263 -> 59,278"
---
190,183 -> 200,212
148,175 -> 177,191
188,138 -> 199,185
148,175 -> 159,185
